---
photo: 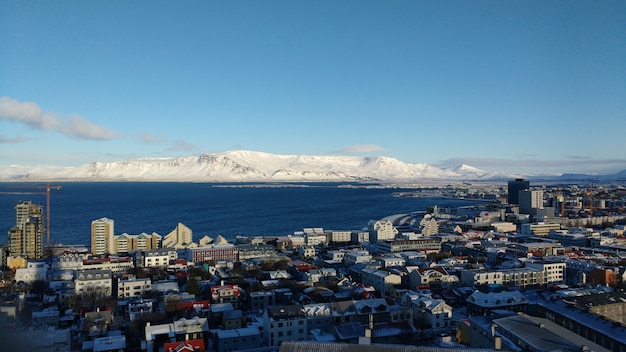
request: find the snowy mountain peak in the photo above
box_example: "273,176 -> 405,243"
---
0,151 -> 514,182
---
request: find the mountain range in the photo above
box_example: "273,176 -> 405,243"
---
1,150 -> 623,183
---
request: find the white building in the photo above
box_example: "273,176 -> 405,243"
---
15,261 -> 47,284
343,249 -> 372,266
118,276 -> 152,298
142,248 -> 176,268
525,260 -> 566,285
326,230 -> 351,244
75,270 -> 112,296
368,220 -> 398,243
360,268 -> 401,294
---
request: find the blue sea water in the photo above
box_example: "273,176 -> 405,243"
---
0,182 -> 479,246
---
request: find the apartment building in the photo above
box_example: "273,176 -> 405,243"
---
263,305 -> 307,347
91,217 -> 114,255
118,276 -> 152,298
75,269 -> 112,296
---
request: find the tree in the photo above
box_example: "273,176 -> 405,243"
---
186,277 -> 201,296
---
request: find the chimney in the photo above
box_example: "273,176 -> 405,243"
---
538,323 -> 545,329
581,345 -> 589,352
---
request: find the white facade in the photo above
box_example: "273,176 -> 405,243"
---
118,276 -> 152,298
326,230 -> 351,244
75,270 -> 112,296
343,249 -> 372,265
525,261 -> 566,285
368,220 -> 398,242
360,268 -> 401,294
15,261 -> 47,284
91,217 -> 114,255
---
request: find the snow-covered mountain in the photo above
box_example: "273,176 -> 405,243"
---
1,150 -> 510,182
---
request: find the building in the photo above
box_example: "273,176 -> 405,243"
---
263,305 -> 307,347
525,260 -> 566,285
141,248 -> 176,268
214,327 -> 261,352
466,290 -> 528,315
360,268 -> 401,295
162,222 -> 193,248
91,217 -> 114,255
518,189 -> 543,215
520,222 -> 562,236
112,232 -> 161,253
376,237 -> 441,254
8,201 -> 44,259
75,269 -> 112,296
117,276 -> 152,298
508,178 -> 529,205
368,220 -> 398,243
144,317 -> 209,352
179,244 -> 238,263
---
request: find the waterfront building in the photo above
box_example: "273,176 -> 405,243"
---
507,178 -> 529,205
162,222 -> 193,248
112,232 -> 161,253
326,230 -> 351,244
91,217 -> 114,255
368,220 -> 398,243
8,200 -> 44,259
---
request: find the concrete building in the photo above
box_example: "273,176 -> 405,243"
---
162,222 -> 193,248
519,189 -> 543,215
117,276 -> 151,298
215,327 -> 262,352
508,178 -> 529,205
75,269 -> 112,296
9,201 -> 44,259
91,217 -> 114,255
360,268 -> 401,294
263,305 -> 308,347
368,220 -> 398,243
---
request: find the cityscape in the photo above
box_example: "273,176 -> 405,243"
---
1,178 -> 626,352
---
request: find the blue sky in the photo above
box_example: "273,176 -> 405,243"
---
1,1 -> 625,175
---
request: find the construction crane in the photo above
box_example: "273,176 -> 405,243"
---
1,183 -> 62,250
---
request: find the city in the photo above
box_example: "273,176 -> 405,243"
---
1,179 -> 626,352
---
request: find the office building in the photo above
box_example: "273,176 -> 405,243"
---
91,217 -> 114,255
518,189 -> 543,214
8,201 -> 44,259
507,178 -> 529,205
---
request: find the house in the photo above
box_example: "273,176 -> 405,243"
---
466,290 -> 528,316
214,327 -> 261,352
75,270 -> 112,297
263,305 -> 307,347
144,317 -> 209,352
210,284 -> 242,308
163,339 -> 205,352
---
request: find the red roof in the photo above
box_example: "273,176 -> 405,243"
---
163,339 -> 205,352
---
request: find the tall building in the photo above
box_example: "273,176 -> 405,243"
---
518,189 -> 544,214
507,178 -> 529,205
8,201 -> 44,259
91,217 -> 114,255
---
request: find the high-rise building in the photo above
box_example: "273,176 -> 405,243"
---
162,222 -> 193,248
8,201 -> 44,259
519,189 -> 544,214
508,178 -> 530,205
91,217 -> 114,255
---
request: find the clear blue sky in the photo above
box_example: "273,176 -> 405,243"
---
1,1 -> 625,175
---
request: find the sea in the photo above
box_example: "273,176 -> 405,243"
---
0,182 -> 480,246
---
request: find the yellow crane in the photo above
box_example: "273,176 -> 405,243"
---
1,183 -> 62,250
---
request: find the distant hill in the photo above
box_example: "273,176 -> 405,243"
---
0,150 -> 515,182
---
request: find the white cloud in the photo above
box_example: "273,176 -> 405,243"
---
0,135 -> 28,143
334,144 -> 387,154
166,139 -> 197,151
0,96 -> 118,140
139,132 -> 166,144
